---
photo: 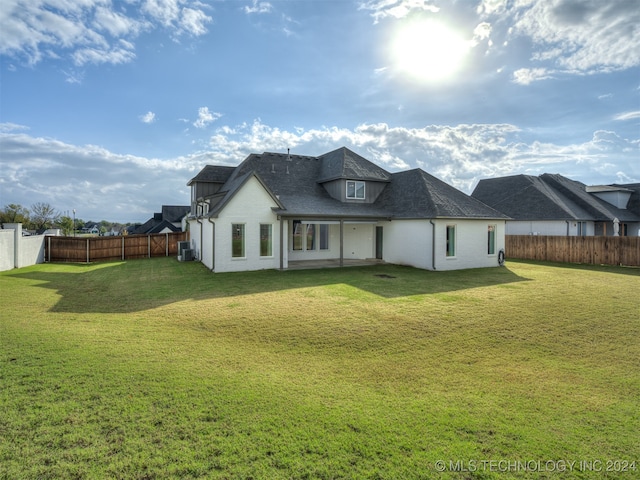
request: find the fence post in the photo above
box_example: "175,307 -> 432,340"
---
122,236 -> 125,261
86,238 -> 90,263
166,233 -> 169,257
148,235 -> 151,258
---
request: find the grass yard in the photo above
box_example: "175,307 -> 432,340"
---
1,258 -> 639,479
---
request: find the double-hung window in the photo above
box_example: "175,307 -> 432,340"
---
487,225 -> 496,255
232,224 -> 245,258
446,225 -> 456,257
346,180 -> 365,199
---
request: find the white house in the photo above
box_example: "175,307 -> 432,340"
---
187,147 -> 508,273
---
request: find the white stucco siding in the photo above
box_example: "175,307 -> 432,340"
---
213,177 -> 281,273
433,219 -> 506,271
382,220 -> 432,269
343,223 -> 375,259
380,219 -> 506,271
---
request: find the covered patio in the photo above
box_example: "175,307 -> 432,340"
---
286,258 -> 385,270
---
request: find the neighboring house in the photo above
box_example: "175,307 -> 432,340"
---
187,147 -> 508,273
82,222 -> 101,235
471,174 -> 640,236
134,205 -> 190,234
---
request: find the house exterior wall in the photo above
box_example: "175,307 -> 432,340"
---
432,219 -> 506,271
382,219 -> 505,271
382,220 -> 432,269
211,177 -> 282,273
342,223 -> 375,259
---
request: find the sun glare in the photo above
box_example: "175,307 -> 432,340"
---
392,20 -> 469,82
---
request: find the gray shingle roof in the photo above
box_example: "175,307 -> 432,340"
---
317,147 -> 392,183
200,147 -> 508,220
378,169 -> 509,219
472,174 -> 640,222
187,165 -> 235,185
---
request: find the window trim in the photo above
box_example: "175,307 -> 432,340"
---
488,224 -> 496,255
346,180 -> 365,200
231,223 -> 245,259
260,223 -> 273,257
446,224 -> 456,258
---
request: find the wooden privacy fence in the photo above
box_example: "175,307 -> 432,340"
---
46,232 -> 189,263
506,235 -> 640,267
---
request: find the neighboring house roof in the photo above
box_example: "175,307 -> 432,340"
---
472,174 -> 640,222
161,205 -> 190,223
195,147 -> 508,220
146,220 -> 181,234
135,205 -> 189,234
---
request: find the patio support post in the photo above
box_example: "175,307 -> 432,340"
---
339,219 -> 344,267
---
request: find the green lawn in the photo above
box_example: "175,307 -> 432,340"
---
1,259 -> 638,479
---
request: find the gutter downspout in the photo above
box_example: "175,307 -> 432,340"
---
196,216 -> 203,261
430,220 -> 437,271
207,217 -> 215,271
566,220 -> 570,236
279,216 -> 284,271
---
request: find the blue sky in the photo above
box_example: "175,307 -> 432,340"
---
1,0 -> 639,223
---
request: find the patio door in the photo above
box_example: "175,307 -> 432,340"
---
375,226 -> 383,260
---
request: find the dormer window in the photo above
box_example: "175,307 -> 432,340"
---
346,180 -> 365,199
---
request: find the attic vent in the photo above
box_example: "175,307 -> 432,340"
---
271,164 -> 275,174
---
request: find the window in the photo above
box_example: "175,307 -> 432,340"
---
488,224 -> 496,255
320,224 -> 329,250
577,222 -> 586,236
446,225 -> 456,257
292,220 -> 303,250
346,180 -> 365,199
260,224 -> 272,257
306,224 -> 316,250
232,224 -> 245,258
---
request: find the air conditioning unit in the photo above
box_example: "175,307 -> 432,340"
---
177,241 -> 190,257
182,249 -> 193,261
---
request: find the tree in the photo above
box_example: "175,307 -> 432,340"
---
1,204 -> 30,224
30,202 -> 60,231
58,215 -> 74,236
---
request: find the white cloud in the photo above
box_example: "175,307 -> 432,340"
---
512,67 -> 553,85
359,0 -> 439,23
482,0 -> 640,81
193,107 -> 222,129
140,112 -> 156,124
613,111 -> 640,122
1,120 -> 638,222
0,0 -> 211,67
244,0 -> 273,15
